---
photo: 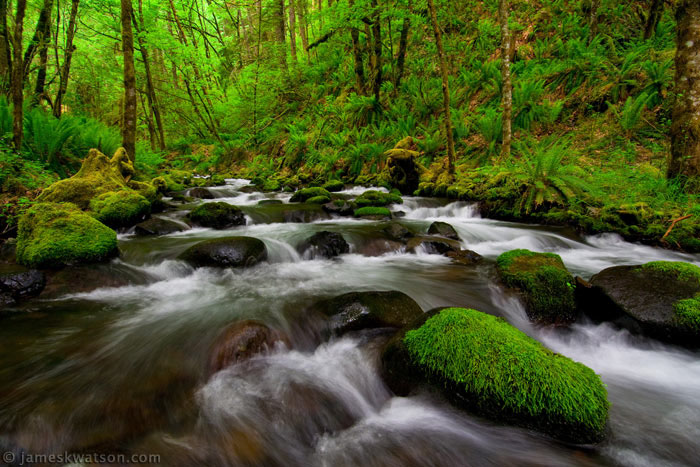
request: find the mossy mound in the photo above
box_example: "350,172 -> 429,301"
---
354,207 -> 392,218
306,195 -> 331,204
188,202 -> 246,229
90,191 -> 151,228
323,180 -> 344,192
355,190 -> 403,207
383,308 -> 609,444
497,249 -> 576,324
290,187 -> 332,203
16,203 -> 118,268
127,180 -> 158,203
37,148 -> 135,210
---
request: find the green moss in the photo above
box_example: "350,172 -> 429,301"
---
90,191 -> 151,228
127,180 -> 158,203
306,195 -> 331,204
188,202 -> 244,229
263,179 -> 281,191
211,175 -> 226,186
641,261 -> 700,286
152,177 -> 168,193
674,294 -> 700,332
496,249 -> 576,323
16,203 -> 118,268
354,206 -> 391,217
323,180 -> 344,192
290,187 -> 331,202
403,308 -> 609,441
355,190 -> 403,207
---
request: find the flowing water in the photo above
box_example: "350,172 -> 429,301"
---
1,180 -> 699,466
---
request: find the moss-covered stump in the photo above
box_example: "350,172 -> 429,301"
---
586,261 -> 700,347
354,207 -> 392,219
188,202 -> 246,229
383,138 -> 423,195
496,249 -> 576,324
179,237 -> 267,268
382,308 -> 609,444
355,190 -> 403,207
90,191 -> 151,228
16,203 -> 118,268
290,187 -> 332,203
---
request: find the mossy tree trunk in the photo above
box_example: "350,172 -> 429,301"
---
11,0 -> 27,150
644,0 -> 664,40
54,0 -> 79,118
499,0 -> 513,162
394,0 -> 411,95
668,0 -> 700,183
31,0 -> 54,107
0,0 -> 11,95
288,0 -> 297,64
427,0 -> 455,174
371,0 -> 382,104
348,0 -> 365,94
275,0 -> 287,71
120,0 -> 137,162
21,0 -> 53,82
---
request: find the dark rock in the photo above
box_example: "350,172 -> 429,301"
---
209,320 -> 286,374
322,200 -> 355,216
382,222 -> 414,242
40,265 -> 132,299
298,231 -> 349,259
257,199 -> 283,205
188,202 -> 246,229
134,217 -> 189,236
189,187 -> 215,199
314,291 -> 423,335
407,236 -> 461,255
428,221 -> 460,240
239,185 -> 261,194
446,249 -> 483,265
385,148 -> 421,195
243,203 -> 331,224
179,237 -> 267,269
356,238 -> 405,256
0,265 -> 45,307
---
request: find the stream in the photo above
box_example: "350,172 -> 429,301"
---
1,179 -> 700,467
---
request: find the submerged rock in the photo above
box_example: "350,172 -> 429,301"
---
407,236 -> 460,255
209,320 -> 286,374
16,203 -> 118,268
381,307 -> 609,444
188,202 -> 246,229
0,265 -> 45,307
496,249 -> 576,325
314,291 -> 423,335
244,203 -> 331,224
189,187 -> 215,199
298,231 -> 349,259
179,237 -> 267,268
382,222 -> 414,242
586,261 -> 700,346
134,217 -> 189,236
428,221 -> 460,240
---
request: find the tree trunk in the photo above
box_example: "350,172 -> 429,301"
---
499,0 -> 512,161
371,0 -> 381,103
11,0 -> 27,150
53,0 -> 78,117
348,0 -> 365,94
22,0 -> 54,82
394,1 -> 411,94
296,0 -> 310,63
32,0 -> 54,107
288,0 -> 297,64
668,0 -> 700,181
644,0 -> 664,40
121,0 -> 137,162
0,0 -> 11,95
427,0 -> 455,173
275,0 -> 287,70
135,0 -> 165,149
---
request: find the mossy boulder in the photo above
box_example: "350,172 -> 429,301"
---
188,202 -> 246,229
127,180 -> 158,203
179,236 -> 267,269
355,190 -> 403,207
496,249 -> 576,324
323,180 -> 345,192
16,203 -> 118,268
383,138 -> 423,195
189,187 -> 215,199
382,308 -> 609,444
306,195 -> 331,204
586,261 -> 700,346
37,148 -> 135,210
354,206 -> 392,219
90,191 -> 151,228
322,200 -> 355,216
290,187 -> 332,203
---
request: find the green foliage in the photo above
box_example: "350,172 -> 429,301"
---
403,308 -> 609,441
609,92 -> 656,134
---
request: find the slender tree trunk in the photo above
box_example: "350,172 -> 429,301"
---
588,0 -> 600,43
252,0 -> 263,144
11,0 -> 27,150
348,0 -> 365,94
121,0 -> 137,162
394,1 -> 411,94
371,0 -> 381,103
297,0 -> 310,63
53,0 -> 78,117
427,0 -> 455,173
644,0 -> 664,40
139,90 -> 156,150
22,0 -> 54,82
32,0 -> 54,106
275,0 -> 287,70
499,0 -> 512,161
668,0 -> 700,181
288,0 -> 297,64
135,0 -> 165,149
0,0 -> 11,95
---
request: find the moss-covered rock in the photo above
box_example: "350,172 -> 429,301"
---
152,176 -> 168,194
354,206 -> 392,219
290,187 -> 332,203
16,203 -> 118,268
383,138 -> 423,194
496,249 -> 576,324
127,180 -> 158,203
355,190 -> 403,207
323,180 -> 345,192
586,261 -> 700,346
90,191 -> 151,228
306,195 -> 331,204
188,202 -> 246,229
382,308 -> 609,444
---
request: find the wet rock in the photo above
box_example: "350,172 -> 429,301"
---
382,222 -> 414,242
298,231 -> 349,259
0,265 -> 45,307
407,236 -> 460,255
243,203 -> 331,224
189,187 -> 215,199
314,291 -> 423,335
209,320 -> 286,373
446,249 -> 483,265
586,261 -> 700,346
188,202 -> 246,229
40,265 -> 132,299
179,237 -> 267,269
322,200 -> 355,216
356,238 -> 405,257
257,199 -> 283,205
134,217 -> 189,236
428,221 -> 460,240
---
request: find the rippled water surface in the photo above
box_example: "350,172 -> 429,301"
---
1,179 -> 699,466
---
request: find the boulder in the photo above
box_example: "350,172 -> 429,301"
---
257,199 -> 283,206
356,238 -> 405,256
89,190 -> 151,228
323,180 -> 345,192
446,249 -> 483,265
134,217 -> 189,236
189,187 -> 215,199
382,307 -> 609,444
314,291 -> 423,335
354,207 -> 392,219
383,144 -> 422,195
290,187 -> 332,203
243,203 -> 331,224
179,237 -> 267,269
16,203 -> 118,268
382,222 -> 414,242
209,320 -> 286,374
323,200 -> 355,216
0,265 -> 45,307
428,221 -> 460,240
298,231 -> 349,259
355,190 -> 403,207
188,202 -> 246,229
407,236 -> 460,255
306,195 -> 331,205
586,261 -> 700,346
496,249 -> 576,325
